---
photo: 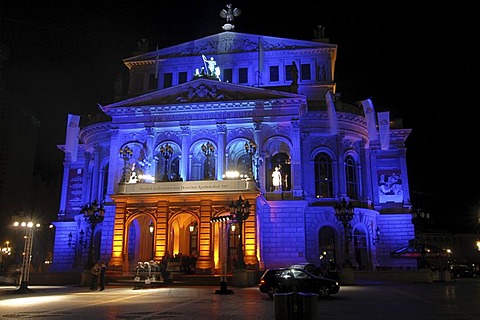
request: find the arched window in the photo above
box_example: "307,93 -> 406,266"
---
237,154 -> 251,177
171,158 -> 180,181
314,152 -> 333,198
189,141 -> 216,181
345,155 -> 359,200
202,142 -> 216,180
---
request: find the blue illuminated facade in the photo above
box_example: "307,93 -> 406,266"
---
50,31 -> 416,275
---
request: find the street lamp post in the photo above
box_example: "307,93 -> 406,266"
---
229,195 -> 251,269
1,241 -> 11,263
149,222 -> 155,260
334,198 -> 354,268
119,146 -> 133,183
13,220 -> 41,294
201,142 -> 215,179
210,215 -> 234,294
159,143 -> 173,181
81,200 -> 105,271
410,207 -> 430,269
477,217 -> 480,257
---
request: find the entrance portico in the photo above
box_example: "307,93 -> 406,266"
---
109,180 -> 259,274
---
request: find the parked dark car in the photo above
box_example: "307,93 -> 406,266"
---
258,267 -> 340,299
289,262 -> 339,281
289,263 -> 319,274
450,264 -> 477,278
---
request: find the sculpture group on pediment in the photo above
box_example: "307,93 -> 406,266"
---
175,84 -> 226,103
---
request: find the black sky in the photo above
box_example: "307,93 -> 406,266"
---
1,2 -> 477,226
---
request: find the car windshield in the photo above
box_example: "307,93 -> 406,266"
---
279,270 -> 292,279
290,269 -> 311,279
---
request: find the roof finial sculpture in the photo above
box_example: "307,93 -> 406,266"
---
220,4 -> 241,31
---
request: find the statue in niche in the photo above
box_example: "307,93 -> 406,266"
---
272,166 -> 282,191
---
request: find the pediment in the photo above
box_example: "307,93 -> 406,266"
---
124,31 -> 336,67
101,78 -> 303,112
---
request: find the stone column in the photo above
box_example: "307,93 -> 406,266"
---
335,133 -> 346,198
91,144 -> 101,202
290,119 -> 303,197
58,158 -> 71,217
180,125 -> 190,181
82,151 -> 91,204
253,122 -> 262,188
216,123 -> 226,180
146,127 -> 155,177
105,129 -> 120,201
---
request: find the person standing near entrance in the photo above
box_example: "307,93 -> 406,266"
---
99,261 -> 107,291
90,262 -> 101,291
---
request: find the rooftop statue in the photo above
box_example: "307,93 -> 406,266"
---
202,55 -> 217,77
194,55 -> 221,81
313,25 -> 326,39
220,4 -> 241,31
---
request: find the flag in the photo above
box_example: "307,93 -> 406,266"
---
257,37 -> 264,86
258,37 -> 264,71
155,45 -> 159,79
325,91 -> 338,134
361,98 -> 377,141
66,114 -> 80,162
377,111 -> 390,150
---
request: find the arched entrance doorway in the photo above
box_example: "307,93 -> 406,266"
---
126,215 -> 155,271
168,213 -> 198,258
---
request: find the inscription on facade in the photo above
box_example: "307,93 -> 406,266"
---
117,179 -> 256,194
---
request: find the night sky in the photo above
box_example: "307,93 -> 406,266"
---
1,2 -> 477,227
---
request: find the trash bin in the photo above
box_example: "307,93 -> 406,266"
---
274,292 -> 295,320
297,292 -> 319,320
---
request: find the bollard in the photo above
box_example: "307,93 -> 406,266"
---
274,292 -> 294,320
297,292 -> 319,320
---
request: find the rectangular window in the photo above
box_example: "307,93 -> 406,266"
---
269,66 -> 279,82
301,64 -> 311,80
238,67 -> 248,83
178,72 -> 188,84
223,68 -> 232,83
285,65 -> 293,81
163,73 -> 173,88
149,74 -> 158,90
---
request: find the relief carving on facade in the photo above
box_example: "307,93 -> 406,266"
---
169,206 -> 200,216
125,206 -> 157,218
174,84 -> 232,103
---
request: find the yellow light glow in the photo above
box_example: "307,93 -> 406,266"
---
2,293 -> 71,306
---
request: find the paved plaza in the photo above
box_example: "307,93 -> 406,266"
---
0,279 -> 479,319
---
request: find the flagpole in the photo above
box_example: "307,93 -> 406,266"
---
155,45 -> 159,79
257,37 -> 263,87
